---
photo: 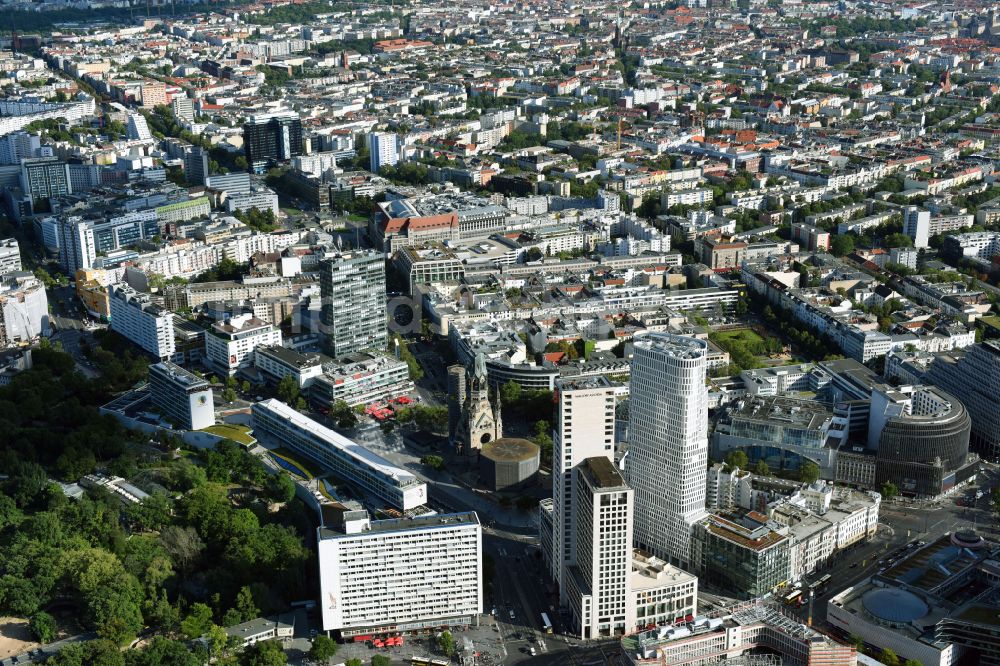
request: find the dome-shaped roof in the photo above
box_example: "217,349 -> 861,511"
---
862,588 -> 928,624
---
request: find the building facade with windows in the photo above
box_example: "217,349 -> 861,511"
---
563,457 -> 634,639
309,352 -> 413,408
109,284 -> 175,360
204,314 -> 282,377
928,341 -> 1000,460
319,251 -> 388,358
626,334 -> 709,568
318,510 -> 482,636
148,361 -> 214,430
691,512 -> 791,600
549,376 -> 618,602
244,112 -> 303,173
251,399 -> 427,510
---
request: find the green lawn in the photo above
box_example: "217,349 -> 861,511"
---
201,423 -> 256,446
711,328 -> 766,347
980,315 -> 1000,334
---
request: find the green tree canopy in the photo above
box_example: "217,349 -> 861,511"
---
308,635 -> 338,662
724,450 -> 749,470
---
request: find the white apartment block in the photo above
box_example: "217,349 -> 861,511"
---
204,313 -> 282,376
550,376 -> 618,602
318,511 -> 482,635
662,188 -> 713,208
903,207 -> 931,249
627,334 -> 709,569
943,231 -> 1000,261
109,284 -> 175,360
0,239 -> 22,275
563,457 -> 634,639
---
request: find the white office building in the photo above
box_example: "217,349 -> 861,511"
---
563,457 -> 634,639
109,284 -> 175,360
903,207 -> 931,249
626,334 -> 709,568
126,113 -> 152,141
226,190 -> 280,218
204,314 -> 282,377
0,239 -> 22,275
367,132 -> 401,173
253,344 -> 325,389
318,510 -> 482,635
549,376 -> 618,603
59,217 -> 97,274
148,361 -> 215,430
251,399 -> 428,510
171,95 -> 194,122
0,131 -> 41,165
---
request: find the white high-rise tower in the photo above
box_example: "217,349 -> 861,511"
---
550,376 -> 617,603
626,333 -> 709,569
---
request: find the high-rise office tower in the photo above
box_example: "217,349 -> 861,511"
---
367,131 -> 401,173
563,456 -> 633,639
626,333 -> 709,568
183,146 -> 209,186
59,217 -> 96,274
171,95 -> 194,122
550,376 -> 617,601
903,206 -> 931,249
243,112 -> 303,173
0,131 -> 40,165
19,157 -> 72,203
318,251 -> 387,358
929,341 -> 1000,460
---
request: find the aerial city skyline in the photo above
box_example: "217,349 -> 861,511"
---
0,0 -> 999,665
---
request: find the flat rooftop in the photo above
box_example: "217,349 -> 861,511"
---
556,375 -> 614,391
258,344 -> 324,369
319,510 -> 480,540
633,332 -> 707,360
150,361 -> 209,390
253,399 -> 420,488
581,456 -> 628,490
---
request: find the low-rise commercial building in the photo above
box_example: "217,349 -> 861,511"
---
621,600 -> 857,666
629,552 -> 698,632
251,399 -> 427,510
691,512 -> 791,600
254,344 -> 325,389
309,352 -> 413,408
